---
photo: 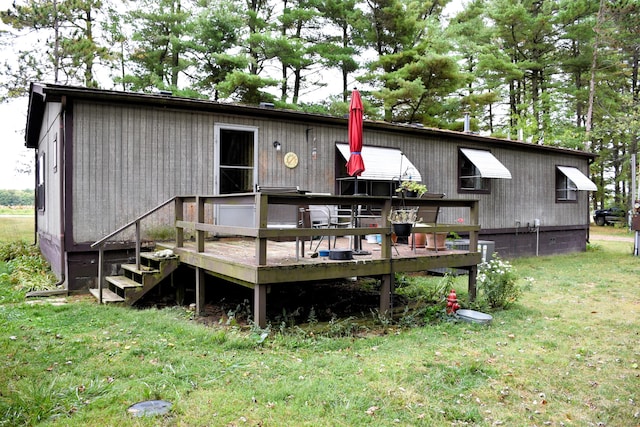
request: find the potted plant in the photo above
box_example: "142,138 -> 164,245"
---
396,180 -> 428,198
388,208 -> 421,237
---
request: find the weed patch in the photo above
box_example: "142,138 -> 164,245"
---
0,241 -> 57,296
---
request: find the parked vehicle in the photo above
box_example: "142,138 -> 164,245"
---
593,207 -> 626,226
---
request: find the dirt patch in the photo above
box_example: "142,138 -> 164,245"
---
589,233 -> 634,242
188,278 -> 407,327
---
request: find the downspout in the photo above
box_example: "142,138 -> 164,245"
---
58,96 -> 67,289
33,150 -> 38,246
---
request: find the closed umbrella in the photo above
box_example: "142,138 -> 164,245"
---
347,89 -> 369,255
347,88 -> 365,192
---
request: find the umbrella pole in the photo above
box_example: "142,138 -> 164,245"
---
352,175 -> 371,256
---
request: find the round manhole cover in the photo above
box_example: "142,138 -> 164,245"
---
127,400 -> 172,417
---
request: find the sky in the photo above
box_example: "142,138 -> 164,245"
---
0,0 -> 466,191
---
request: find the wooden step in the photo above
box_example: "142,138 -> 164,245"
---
140,251 -> 178,262
121,263 -> 159,275
106,275 -> 142,290
89,287 -> 125,303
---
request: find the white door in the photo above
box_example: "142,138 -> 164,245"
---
214,124 -> 258,227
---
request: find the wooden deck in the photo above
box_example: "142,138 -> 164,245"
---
171,193 -> 482,327
94,193 -> 482,327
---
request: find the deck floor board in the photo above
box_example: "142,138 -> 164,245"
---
159,236 -> 480,285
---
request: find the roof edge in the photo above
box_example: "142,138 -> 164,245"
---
25,83 -> 596,159
25,82 -> 46,148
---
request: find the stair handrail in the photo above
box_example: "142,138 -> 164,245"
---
90,196 -> 178,249
90,196 -> 178,304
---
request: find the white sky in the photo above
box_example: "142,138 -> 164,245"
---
0,0 -> 466,190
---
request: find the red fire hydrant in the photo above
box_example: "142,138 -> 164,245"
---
446,289 -> 460,314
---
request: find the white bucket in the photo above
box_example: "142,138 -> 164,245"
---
366,235 -> 378,243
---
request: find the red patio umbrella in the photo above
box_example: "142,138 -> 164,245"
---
346,89 -> 365,191
346,89 -> 370,255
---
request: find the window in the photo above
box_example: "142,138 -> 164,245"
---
37,152 -> 45,211
555,166 -> 596,202
459,151 -> 490,192
556,169 -> 577,201
458,148 -> 512,193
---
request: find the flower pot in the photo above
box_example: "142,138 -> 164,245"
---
392,222 -> 412,237
426,232 -> 447,250
409,232 -> 427,248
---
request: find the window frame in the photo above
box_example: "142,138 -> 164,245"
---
458,148 -> 491,194
36,151 -> 45,211
555,166 -> 578,203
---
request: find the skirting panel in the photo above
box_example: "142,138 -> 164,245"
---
480,227 -> 588,258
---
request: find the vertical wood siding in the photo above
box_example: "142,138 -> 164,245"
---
38,103 -> 63,239
71,101 -> 591,242
36,103 -> 64,276
73,103 -> 218,242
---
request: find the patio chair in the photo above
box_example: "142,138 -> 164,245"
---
308,205 -> 334,251
412,193 -> 445,253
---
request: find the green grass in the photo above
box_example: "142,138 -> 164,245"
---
0,228 -> 639,425
0,216 -> 34,243
0,206 -> 34,216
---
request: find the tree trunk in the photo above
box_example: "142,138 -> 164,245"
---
586,0 -> 606,150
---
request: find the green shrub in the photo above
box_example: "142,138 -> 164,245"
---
477,254 -> 522,309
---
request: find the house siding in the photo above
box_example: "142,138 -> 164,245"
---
72,103 -> 217,243
36,102 -> 64,277
70,100 -> 590,243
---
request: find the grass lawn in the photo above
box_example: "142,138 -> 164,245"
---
0,226 -> 638,426
0,206 -> 34,216
0,216 -> 34,243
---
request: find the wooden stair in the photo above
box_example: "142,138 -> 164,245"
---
89,252 -> 179,305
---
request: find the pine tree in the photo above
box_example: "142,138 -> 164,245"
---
1,0 -> 110,96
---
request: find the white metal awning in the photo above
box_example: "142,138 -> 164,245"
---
336,143 -> 422,181
557,166 -> 597,191
460,148 -> 512,179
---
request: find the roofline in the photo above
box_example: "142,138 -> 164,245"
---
25,82 -> 596,159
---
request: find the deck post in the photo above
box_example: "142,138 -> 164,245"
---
97,246 -> 104,304
380,274 -> 392,314
135,220 -> 141,271
469,200 -> 479,251
380,199 -> 393,259
255,193 -> 268,265
467,200 -> 479,302
467,265 -> 477,301
254,284 -> 267,328
195,267 -> 205,316
175,197 -> 184,248
196,196 -> 205,253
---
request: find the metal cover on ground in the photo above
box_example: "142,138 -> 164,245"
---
456,309 -> 493,324
127,400 -> 172,417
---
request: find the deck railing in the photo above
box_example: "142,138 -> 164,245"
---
173,193 -> 480,265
